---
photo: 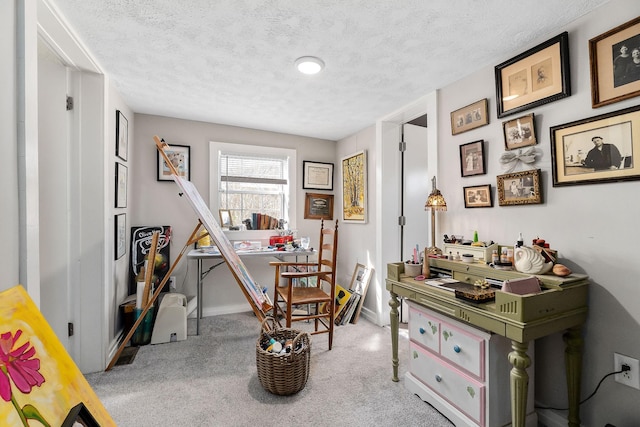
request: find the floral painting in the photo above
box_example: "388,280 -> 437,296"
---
0,286 -> 114,426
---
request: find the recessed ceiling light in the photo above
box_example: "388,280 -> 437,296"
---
295,56 -> 325,75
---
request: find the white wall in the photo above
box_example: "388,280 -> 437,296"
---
335,126 -> 379,321
0,1 -> 20,290
132,114 -> 336,316
434,0 -> 639,425
107,88 -> 134,345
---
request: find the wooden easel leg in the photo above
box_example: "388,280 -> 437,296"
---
106,223 -> 203,371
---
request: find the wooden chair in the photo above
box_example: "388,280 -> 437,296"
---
270,219 -> 338,350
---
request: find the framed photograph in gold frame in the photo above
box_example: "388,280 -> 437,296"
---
496,169 -> 542,206
218,209 -> 232,228
341,150 -> 367,223
589,16 -> 640,108
495,32 -> 570,118
550,105 -> 640,187
304,192 -> 334,220
450,98 -> 489,135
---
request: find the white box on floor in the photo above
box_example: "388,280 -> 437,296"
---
151,293 -> 187,344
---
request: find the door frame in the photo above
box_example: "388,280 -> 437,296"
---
374,91 -> 439,325
37,0 -> 107,372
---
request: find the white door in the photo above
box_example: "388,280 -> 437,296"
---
38,38 -> 72,351
401,123 -> 429,263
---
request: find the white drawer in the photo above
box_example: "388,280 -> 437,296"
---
410,342 -> 485,426
440,319 -> 485,381
408,305 -> 440,353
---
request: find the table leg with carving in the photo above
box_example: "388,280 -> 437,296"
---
564,326 -> 583,427
508,340 -> 531,427
389,292 -> 400,382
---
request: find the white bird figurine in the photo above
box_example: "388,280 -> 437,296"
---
514,246 -> 553,275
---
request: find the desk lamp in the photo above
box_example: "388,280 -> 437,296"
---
424,177 -> 447,255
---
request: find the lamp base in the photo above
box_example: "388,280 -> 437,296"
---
426,246 -> 442,255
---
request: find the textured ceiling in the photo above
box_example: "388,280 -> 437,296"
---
49,0 -> 610,141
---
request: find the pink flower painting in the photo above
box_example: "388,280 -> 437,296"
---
1,329 -> 49,426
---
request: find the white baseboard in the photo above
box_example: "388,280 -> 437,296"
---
537,408 -> 579,427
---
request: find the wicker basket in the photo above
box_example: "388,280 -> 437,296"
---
256,317 -> 311,395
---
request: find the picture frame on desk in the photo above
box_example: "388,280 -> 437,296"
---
589,16 -> 640,108
550,104 -> 640,187
495,32 -> 570,118
219,209 -> 232,228
496,169 -> 542,206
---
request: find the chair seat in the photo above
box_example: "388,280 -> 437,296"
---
276,286 -> 331,305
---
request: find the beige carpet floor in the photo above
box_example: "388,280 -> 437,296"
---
86,312 -> 454,426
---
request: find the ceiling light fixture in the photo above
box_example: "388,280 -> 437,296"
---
295,56 -> 325,75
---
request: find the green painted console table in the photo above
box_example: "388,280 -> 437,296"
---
386,258 -> 588,427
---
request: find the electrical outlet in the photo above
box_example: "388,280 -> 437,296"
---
169,276 -> 177,292
614,353 -> 640,390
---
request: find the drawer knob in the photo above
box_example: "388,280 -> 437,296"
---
435,374 -> 442,383
419,327 -> 425,334
453,345 -> 461,353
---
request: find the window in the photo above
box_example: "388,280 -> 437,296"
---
210,142 -> 296,231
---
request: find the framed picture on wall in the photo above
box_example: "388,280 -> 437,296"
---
496,169 -> 542,206
116,110 -> 128,161
303,160 -> 334,190
459,140 -> 486,177
341,150 -> 367,223
550,104 -> 640,187
114,213 -> 126,260
115,162 -> 127,208
304,193 -> 334,220
495,32 -> 571,118
463,184 -> 492,208
589,16 -> 640,108
157,144 -> 190,181
450,98 -> 489,135
502,113 -> 537,150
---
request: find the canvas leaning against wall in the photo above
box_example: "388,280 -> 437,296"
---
0,286 -> 114,426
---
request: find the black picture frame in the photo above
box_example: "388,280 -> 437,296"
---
495,32 -> 571,118
115,162 -> 127,208
502,113 -> 537,150
459,140 -> 486,177
463,184 -> 493,208
303,160 -> 334,190
157,144 -> 190,181
116,110 -> 128,161
115,214 -> 126,260
550,104 -> 640,187
62,402 -> 101,427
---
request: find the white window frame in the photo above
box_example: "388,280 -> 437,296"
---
209,141 -> 297,239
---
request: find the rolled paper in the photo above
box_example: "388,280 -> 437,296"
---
136,282 -> 145,309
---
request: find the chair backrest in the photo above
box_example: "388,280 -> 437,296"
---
316,219 -> 339,287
